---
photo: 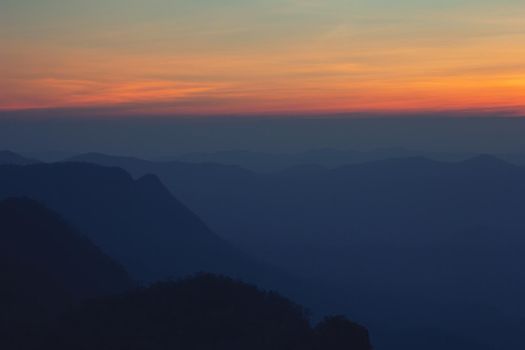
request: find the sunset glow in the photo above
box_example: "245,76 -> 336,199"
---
1,0 -> 524,116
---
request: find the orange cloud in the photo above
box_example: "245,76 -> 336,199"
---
1,7 -> 524,117
0,78 -> 228,111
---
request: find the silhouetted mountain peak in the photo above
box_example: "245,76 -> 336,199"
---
70,152 -> 254,177
0,162 -> 283,286
56,161 -> 135,182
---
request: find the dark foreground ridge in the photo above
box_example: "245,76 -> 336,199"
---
51,274 -> 372,350
0,197 -> 133,302
0,197 -> 372,350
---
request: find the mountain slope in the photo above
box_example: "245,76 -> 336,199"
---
0,197 -> 133,300
0,163 -> 288,290
64,152 -> 525,349
0,198 -> 135,349
68,152 -> 256,209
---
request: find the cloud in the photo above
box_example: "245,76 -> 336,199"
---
0,78 -> 228,111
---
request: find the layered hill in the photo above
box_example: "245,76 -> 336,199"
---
0,198 -> 134,349
66,152 -> 525,349
0,198 -> 133,301
0,163 -> 288,290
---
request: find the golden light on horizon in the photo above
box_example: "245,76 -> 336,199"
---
1,0 -> 524,116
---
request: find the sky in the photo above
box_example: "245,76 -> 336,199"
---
1,0 -> 524,116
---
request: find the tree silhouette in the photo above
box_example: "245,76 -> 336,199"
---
314,315 -> 373,350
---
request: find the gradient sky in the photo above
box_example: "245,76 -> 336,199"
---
1,0 -> 524,116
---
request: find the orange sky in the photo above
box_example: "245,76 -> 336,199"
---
1,0 -> 524,116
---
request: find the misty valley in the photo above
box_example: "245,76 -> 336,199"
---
1,149 -> 524,349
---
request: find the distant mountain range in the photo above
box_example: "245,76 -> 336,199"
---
171,148 -> 525,172
3,150 -> 525,348
7,147 -> 525,171
0,162 -> 292,294
66,151 -> 525,349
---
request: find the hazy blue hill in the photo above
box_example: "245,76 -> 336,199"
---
176,150 -> 297,172
171,148 -> 488,172
67,152 -> 261,221
499,153 -> 525,166
64,152 -> 525,349
0,150 -> 39,165
0,163 -> 292,293
70,152 -> 253,180
460,153 -> 520,169
172,148 -> 525,171
173,148 -> 420,172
